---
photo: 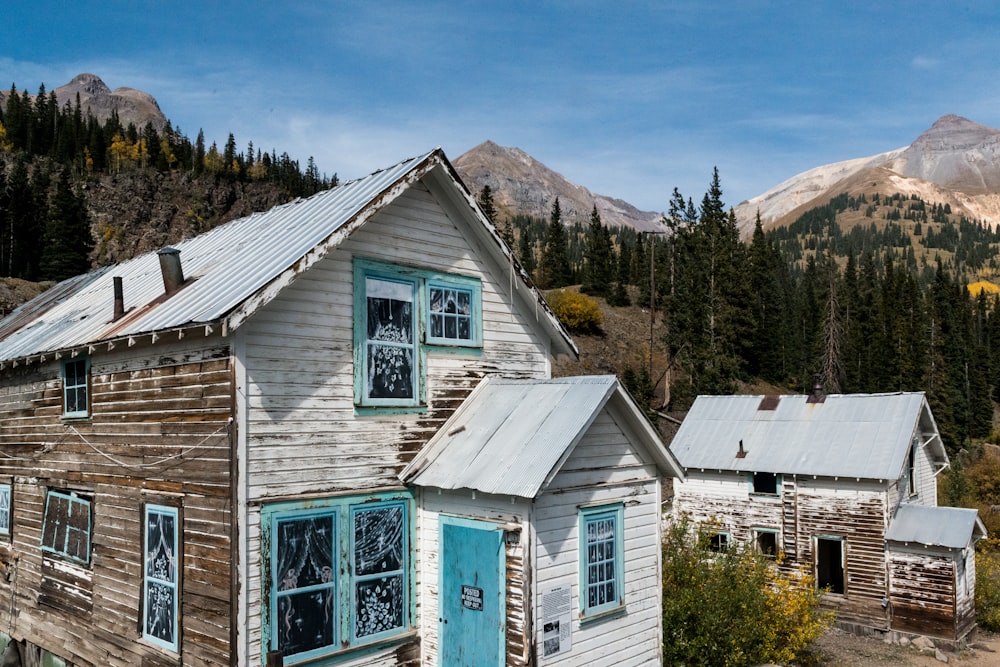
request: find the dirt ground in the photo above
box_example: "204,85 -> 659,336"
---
810,627 -> 1000,666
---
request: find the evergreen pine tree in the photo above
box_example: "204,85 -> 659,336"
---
581,206 -> 614,298
539,198 -> 571,288
39,168 -> 93,281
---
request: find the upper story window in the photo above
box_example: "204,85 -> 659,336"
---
62,356 -> 90,419
41,490 -> 92,565
750,472 -> 780,496
354,259 -> 482,409
908,445 -> 917,496
579,504 -> 624,618
262,492 -> 414,664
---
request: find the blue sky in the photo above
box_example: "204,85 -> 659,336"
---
3,1 -> 1000,213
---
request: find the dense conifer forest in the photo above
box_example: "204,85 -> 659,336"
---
0,83 -> 335,284
489,174 -> 1000,458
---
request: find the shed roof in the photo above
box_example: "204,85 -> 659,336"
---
886,504 -> 986,549
0,149 -> 576,365
400,375 -> 683,498
669,393 -> 948,481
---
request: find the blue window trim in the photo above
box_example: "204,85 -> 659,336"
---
142,504 -> 180,653
61,356 -> 90,419
261,491 -> 415,665
40,490 -> 91,565
579,503 -> 624,618
753,527 -> 781,558
353,258 -> 483,411
0,484 -> 10,537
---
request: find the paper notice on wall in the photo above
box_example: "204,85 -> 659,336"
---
541,585 -> 572,657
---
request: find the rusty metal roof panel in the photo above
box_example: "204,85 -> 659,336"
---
886,504 -> 985,549
0,151 -> 435,363
401,376 -> 621,498
669,393 -> 931,480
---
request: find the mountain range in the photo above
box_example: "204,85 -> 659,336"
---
6,74 -> 1000,239
0,73 -> 168,132
731,114 -> 1000,235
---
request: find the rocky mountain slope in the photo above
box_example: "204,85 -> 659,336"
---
0,73 -> 168,132
454,141 -> 665,232
734,115 -> 1000,235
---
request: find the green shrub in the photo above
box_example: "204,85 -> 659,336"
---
977,542 -> 1000,631
662,518 -> 832,666
546,289 -> 603,334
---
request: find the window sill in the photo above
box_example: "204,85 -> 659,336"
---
281,629 -> 418,666
579,604 -> 625,626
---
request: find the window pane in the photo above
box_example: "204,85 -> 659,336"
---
366,344 -> 414,399
145,581 -> 176,645
355,575 -> 404,638
146,511 -> 176,583
276,516 -> 335,591
354,505 -> 403,576
277,590 -> 335,655
366,278 -> 412,343
42,495 -> 69,550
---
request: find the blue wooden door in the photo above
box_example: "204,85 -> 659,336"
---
439,516 -> 505,667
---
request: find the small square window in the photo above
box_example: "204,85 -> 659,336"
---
62,357 -> 90,418
427,282 -> 478,346
41,490 -> 91,565
708,532 -> 730,552
0,484 -> 11,536
751,472 -> 780,495
754,529 -> 779,558
580,504 -> 624,616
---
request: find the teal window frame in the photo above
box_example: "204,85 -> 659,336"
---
40,490 -> 91,565
0,484 -> 10,536
143,504 -> 180,652
579,504 -> 624,618
353,258 -> 483,410
753,527 -> 780,558
261,491 -> 415,664
61,356 -> 90,419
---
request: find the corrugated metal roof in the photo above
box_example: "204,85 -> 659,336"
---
0,149 -> 575,364
400,375 -> 682,497
886,504 -> 986,549
669,393 -> 938,480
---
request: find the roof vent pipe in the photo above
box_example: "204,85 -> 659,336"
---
807,374 -> 826,404
157,247 -> 185,296
113,276 -> 125,321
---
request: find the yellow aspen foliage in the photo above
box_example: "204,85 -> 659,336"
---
109,133 -> 132,173
0,121 -> 11,151
203,144 -> 223,173
159,135 -> 178,169
968,280 -> 1000,297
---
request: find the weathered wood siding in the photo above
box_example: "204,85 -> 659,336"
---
415,491 -> 532,666
674,474 -> 891,629
239,182 -> 554,664
0,335 -> 234,666
888,546 -> 957,638
532,409 -> 663,667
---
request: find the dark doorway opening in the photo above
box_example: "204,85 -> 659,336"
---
816,537 -> 845,594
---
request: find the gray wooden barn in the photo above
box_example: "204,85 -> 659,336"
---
0,148 -> 681,667
669,391 -> 986,644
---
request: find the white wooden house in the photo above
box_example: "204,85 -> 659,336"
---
669,391 -> 986,643
0,148 -> 682,667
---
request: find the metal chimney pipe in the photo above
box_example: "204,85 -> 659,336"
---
157,247 -> 185,296
113,276 -> 125,321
